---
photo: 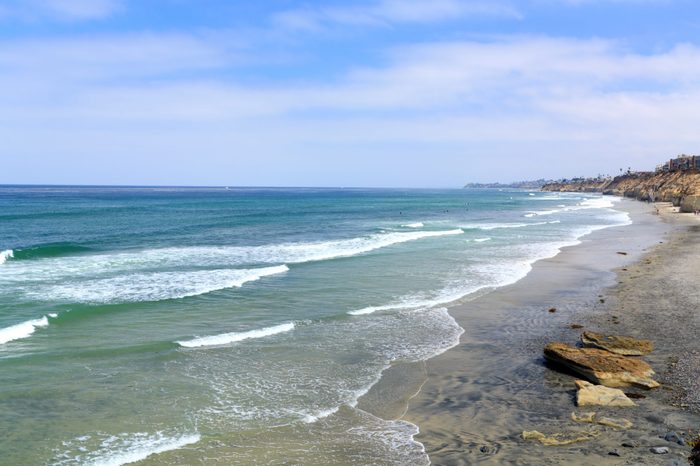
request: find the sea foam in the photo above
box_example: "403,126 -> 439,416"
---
461,221 -> 557,231
401,222 -> 424,228
178,322 -> 295,348
54,431 -> 200,466
0,230 -> 463,285
525,196 -> 618,218
32,265 -> 289,305
0,316 -> 49,345
0,249 -> 13,265
348,287 -> 477,316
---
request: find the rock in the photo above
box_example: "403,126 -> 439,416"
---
617,251 -> 628,255
621,441 -> 638,448
571,411 -> 596,423
522,430 -> 598,446
543,343 -> 659,389
548,307 -> 557,313
596,416 -> 633,430
570,324 -> 584,329
608,449 -> 621,457
575,380 -> 636,406
664,431 -> 685,446
650,446 -> 669,454
581,331 -> 654,356
571,411 -> 633,429
691,443 -> 700,465
624,392 -> 646,399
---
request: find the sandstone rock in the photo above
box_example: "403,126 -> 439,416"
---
544,342 -> 659,389
574,380 -> 636,407
571,411 -> 633,429
522,430 -> 598,446
581,331 -> 653,356
650,446 -> 669,454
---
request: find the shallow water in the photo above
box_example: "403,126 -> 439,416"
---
0,186 -> 630,465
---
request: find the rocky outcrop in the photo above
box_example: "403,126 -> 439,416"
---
574,380 -> 636,407
543,170 -> 700,212
543,342 -> 659,389
580,332 -> 653,356
540,178 -> 611,193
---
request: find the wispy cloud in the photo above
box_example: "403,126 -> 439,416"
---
2,31 -> 700,184
0,0 -> 122,22
272,0 -> 521,31
4,33 -> 700,114
548,0 -> 669,4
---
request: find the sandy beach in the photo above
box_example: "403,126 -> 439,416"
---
360,198 -> 700,465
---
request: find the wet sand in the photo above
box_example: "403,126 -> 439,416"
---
360,198 -> 700,465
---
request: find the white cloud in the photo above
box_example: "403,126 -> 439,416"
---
2,32 -> 700,184
3,33 -> 700,117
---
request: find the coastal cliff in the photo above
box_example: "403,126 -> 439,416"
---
543,171 -> 700,212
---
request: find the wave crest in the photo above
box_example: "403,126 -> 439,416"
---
31,265 -> 289,305
0,249 -> 13,265
178,322 -> 295,348
0,316 -> 49,345
53,431 -> 200,466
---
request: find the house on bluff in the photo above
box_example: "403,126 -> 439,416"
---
656,154 -> 700,173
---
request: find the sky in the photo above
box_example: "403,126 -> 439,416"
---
1,0 -> 700,187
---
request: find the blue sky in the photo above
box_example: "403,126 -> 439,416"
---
2,0 -> 700,187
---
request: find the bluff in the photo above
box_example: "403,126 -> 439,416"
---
542,171 -> 700,213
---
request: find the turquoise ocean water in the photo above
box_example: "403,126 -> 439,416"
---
0,186 -> 630,465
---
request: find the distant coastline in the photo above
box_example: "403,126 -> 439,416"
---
463,179 -> 554,189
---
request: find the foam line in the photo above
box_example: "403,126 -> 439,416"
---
0,249 -> 13,265
0,316 -> 49,345
178,322 -> 295,348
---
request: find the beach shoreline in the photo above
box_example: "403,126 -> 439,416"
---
360,197 -> 700,464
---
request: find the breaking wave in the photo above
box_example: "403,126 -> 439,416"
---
178,322 -> 296,348
461,221 -> 559,231
0,230 -> 464,285
53,431 -> 200,466
30,265 -> 289,305
0,316 -> 49,345
0,249 -> 13,265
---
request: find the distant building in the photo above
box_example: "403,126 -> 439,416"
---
655,154 -> 700,173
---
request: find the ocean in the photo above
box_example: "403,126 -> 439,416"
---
0,186 -> 630,465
